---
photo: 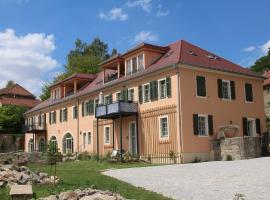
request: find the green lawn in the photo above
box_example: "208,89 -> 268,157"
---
0,160 -> 172,200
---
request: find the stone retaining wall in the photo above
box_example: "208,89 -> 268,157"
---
212,136 -> 262,161
0,152 -> 45,165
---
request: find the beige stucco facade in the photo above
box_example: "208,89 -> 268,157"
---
24,42 -> 266,163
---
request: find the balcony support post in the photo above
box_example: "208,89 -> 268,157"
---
136,113 -> 139,156
120,114 -> 123,161
96,118 -> 99,155
112,119 -> 115,149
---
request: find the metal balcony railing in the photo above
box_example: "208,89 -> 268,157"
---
22,122 -> 47,133
95,100 -> 138,119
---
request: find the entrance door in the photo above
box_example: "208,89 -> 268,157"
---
247,119 -> 255,136
129,122 -> 137,155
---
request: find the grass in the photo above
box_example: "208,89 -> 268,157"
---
0,160 -> 172,200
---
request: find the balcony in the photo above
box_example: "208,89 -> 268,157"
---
95,101 -> 138,119
22,123 -> 47,133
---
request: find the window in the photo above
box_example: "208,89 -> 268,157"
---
88,132 -> 91,144
63,133 -> 73,154
83,132 -> 86,146
132,57 -> 137,73
63,108 -> 67,122
73,106 -> 78,119
196,76 -> 206,97
104,95 -> 112,105
159,79 -> 167,99
116,92 -> 121,101
222,80 -> 231,99
159,116 -> 169,139
138,54 -> 144,71
28,139 -> 34,152
49,111 -> 56,124
104,126 -> 110,144
49,136 -> 58,153
198,115 -> 208,136
247,119 -> 256,136
126,59 -> 132,75
128,88 -> 135,101
245,83 -> 253,102
143,84 -> 150,103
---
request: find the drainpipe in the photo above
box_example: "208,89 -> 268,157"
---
76,98 -> 80,153
175,64 -> 184,163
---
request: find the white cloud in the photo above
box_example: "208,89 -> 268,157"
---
126,0 -> 152,13
260,40 -> 270,54
133,31 -> 158,43
156,4 -> 169,17
99,8 -> 128,21
242,46 -> 256,52
0,28 -> 58,96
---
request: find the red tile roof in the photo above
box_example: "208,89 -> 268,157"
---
0,97 -> 40,108
26,40 -> 262,114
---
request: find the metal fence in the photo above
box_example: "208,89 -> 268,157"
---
140,153 -> 182,164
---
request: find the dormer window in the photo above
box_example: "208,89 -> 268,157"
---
125,54 -> 144,76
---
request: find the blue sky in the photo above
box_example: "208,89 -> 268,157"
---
0,0 -> 269,95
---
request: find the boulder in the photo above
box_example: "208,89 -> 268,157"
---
59,191 -> 78,200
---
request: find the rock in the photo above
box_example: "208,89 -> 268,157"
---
80,193 -> 117,200
59,191 -> 78,200
233,193 -> 247,200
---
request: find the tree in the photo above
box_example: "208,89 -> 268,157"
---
40,38 -> 113,100
250,49 -> 270,73
0,105 -> 27,134
5,80 -> 15,88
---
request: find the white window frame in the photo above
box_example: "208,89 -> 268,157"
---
115,91 -> 121,101
125,59 -> 132,76
104,126 -> 110,144
104,95 -> 111,105
198,114 -> 209,136
247,118 -> 256,136
222,80 -> 231,100
138,54 -> 145,71
159,115 -> 169,140
128,88 -> 135,101
143,83 -> 150,103
158,78 -> 167,99
132,57 -> 138,73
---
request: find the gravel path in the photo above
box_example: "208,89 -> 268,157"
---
103,157 -> 270,200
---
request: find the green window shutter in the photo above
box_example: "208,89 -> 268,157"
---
60,110 -> 62,122
166,77 -> 171,98
256,118 -> 261,134
49,112 -> 51,124
217,79 -> 223,98
196,76 -> 206,97
82,102 -> 85,117
65,108 -> 68,121
150,81 -> 155,100
89,100 -> 94,115
193,114 -> 199,135
109,94 -> 112,104
86,102 -> 90,116
242,117 -> 248,136
138,85 -> 143,104
121,90 -> 127,101
245,83 -> 253,102
153,81 -> 158,100
208,115 -> 213,135
230,81 -> 235,100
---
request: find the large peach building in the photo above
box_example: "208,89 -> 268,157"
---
24,40 -> 265,163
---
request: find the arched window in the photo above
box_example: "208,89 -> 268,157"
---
63,133 -> 74,154
49,136 -> 58,152
38,137 -> 46,152
28,139 -> 34,152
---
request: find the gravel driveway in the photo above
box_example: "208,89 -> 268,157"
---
103,157 -> 270,200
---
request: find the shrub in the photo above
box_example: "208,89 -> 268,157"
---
77,151 -> 92,161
